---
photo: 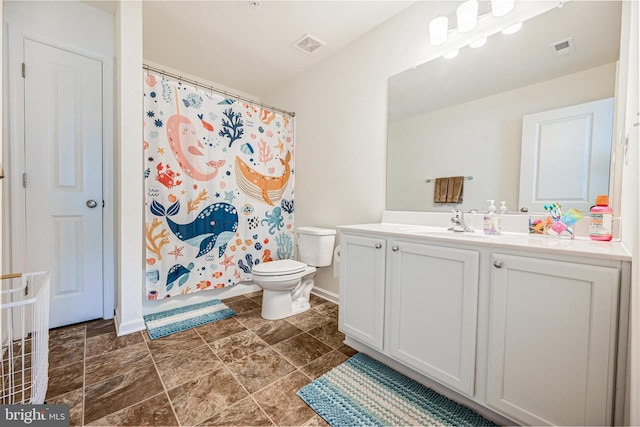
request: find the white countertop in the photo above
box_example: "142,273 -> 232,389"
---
338,222 -> 632,262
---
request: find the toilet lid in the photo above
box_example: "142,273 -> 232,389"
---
252,259 -> 307,276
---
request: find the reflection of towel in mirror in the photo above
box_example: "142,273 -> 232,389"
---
434,178 -> 448,203
446,176 -> 464,203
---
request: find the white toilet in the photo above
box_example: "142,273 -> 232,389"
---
251,226 -> 336,320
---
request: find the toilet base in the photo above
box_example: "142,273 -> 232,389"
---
259,276 -> 316,320
261,289 -> 311,320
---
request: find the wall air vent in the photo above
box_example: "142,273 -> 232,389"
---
293,34 -> 326,54
549,37 -> 576,57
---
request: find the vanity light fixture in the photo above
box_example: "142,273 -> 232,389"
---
443,48 -> 460,59
491,0 -> 515,17
429,16 -> 449,46
502,22 -> 523,35
429,0 -> 517,54
469,36 -> 487,48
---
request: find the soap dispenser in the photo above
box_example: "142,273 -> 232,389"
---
484,200 -> 498,235
499,201 -> 508,214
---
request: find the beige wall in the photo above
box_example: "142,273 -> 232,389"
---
114,0 -> 145,335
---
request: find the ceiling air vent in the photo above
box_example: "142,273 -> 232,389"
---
549,37 -> 576,58
293,34 -> 326,54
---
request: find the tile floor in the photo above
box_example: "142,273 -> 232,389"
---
45,291 -> 356,426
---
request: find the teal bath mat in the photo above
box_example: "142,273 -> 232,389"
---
297,353 -> 496,426
143,299 -> 236,340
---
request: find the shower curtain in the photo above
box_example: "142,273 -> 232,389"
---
143,74 -> 295,300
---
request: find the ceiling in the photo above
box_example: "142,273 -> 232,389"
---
137,1 -> 415,98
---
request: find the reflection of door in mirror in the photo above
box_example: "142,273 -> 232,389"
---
519,98 -> 614,213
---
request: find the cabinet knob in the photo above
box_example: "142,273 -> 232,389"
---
375,243 -> 382,249
493,260 -> 504,268
392,245 -> 399,251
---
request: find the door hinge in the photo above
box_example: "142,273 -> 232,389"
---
22,173 -> 27,188
21,63 -> 26,78
102,200 -> 105,208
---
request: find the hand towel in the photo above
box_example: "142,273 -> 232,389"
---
434,178 -> 448,203
446,176 -> 464,203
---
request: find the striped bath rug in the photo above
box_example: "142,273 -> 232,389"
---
143,299 -> 236,340
297,353 -> 496,427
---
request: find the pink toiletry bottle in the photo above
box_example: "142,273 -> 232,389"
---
589,195 -> 613,241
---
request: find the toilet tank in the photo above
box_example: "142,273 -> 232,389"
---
296,226 -> 336,267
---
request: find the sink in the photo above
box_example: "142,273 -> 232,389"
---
393,225 -> 490,238
395,225 -> 449,233
428,229 -> 489,238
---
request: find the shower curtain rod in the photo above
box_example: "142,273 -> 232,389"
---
143,64 -> 295,117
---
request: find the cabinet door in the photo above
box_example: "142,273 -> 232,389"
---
388,241 -> 479,397
339,234 -> 386,351
487,254 -> 619,426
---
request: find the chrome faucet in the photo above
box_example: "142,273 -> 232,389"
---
449,209 -> 474,232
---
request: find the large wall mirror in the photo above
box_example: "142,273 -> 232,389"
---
387,1 -> 622,214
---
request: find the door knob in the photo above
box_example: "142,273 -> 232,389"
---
493,260 -> 504,268
86,200 -> 98,208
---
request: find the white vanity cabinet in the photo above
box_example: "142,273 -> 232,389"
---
487,254 -> 620,426
338,233 -> 386,351
337,223 -> 630,426
388,240 -> 479,397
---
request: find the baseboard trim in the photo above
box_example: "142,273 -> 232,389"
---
141,282 -> 261,316
114,310 -> 146,337
311,287 -> 339,305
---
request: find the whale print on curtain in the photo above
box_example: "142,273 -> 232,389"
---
144,74 -> 295,300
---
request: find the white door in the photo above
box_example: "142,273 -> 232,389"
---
24,39 -> 104,328
519,98 -> 614,213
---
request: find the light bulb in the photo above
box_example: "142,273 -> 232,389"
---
502,22 -> 522,35
457,0 -> 478,33
469,37 -> 487,48
429,16 -> 449,46
443,49 -> 459,59
491,0 -> 514,17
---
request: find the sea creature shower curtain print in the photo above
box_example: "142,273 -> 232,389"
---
144,73 -> 295,300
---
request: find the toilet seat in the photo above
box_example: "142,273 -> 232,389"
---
252,259 -> 307,277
